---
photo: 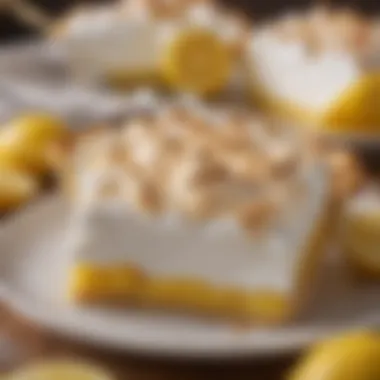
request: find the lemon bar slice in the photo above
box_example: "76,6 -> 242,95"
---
63,103 -> 332,324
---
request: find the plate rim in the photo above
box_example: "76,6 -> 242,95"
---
1,197 -> 380,359
0,284 -> 338,359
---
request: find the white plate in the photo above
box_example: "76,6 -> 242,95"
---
1,197 -> 380,359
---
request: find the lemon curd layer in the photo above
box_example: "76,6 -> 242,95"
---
247,9 -> 380,134
62,101 -> 331,323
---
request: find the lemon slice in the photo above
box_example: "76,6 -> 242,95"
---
0,169 -> 38,211
161,28 -> 232,96
289,330 -> 380,380
6,359 -> 114,380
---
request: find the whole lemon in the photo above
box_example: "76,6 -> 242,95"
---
289,330 -> 380,380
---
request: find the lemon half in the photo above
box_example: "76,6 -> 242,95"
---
161,28 -> 232,96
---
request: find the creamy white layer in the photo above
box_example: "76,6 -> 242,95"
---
60,22 -> 161,78
65,164 -> 328,293
248,30 -> 362,112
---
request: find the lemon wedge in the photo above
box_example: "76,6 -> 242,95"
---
322,73 -> 380,135
343,213 -> 380,278
6,359 -> 114,380
0,114 -> 68,174
0,169 -> 38,211
289,330 -> 380,380
11,114 -> 67,145
161,28 -> 232,96
0,129 -> 46,174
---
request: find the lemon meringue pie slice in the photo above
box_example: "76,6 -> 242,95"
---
62,100 -> 332,324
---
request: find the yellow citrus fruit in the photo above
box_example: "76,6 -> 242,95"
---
0,140 -> 25,172
0,114 -> 67,174
0,169 -> 38,211
342,212 -> 380,278
161,28 -> 232,96
6,359 -> 114,380
322,73 -> 380,135
11,114 -> 67,145
0,129 -> 47,174
289,330 -> 380,380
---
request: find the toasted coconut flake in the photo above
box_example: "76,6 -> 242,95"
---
237,198 -> 277,233
67,99 -> 313,231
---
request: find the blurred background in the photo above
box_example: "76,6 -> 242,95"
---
4,0 -> 380,171
0,0 -> 379,43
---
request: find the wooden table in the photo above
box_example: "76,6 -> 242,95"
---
0,303 -> 298,379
